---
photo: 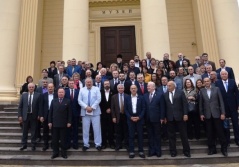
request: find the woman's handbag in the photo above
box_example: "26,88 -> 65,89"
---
188,101 -> 196,112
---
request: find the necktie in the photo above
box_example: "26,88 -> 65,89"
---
149,93 -> 153,102
140,84 -> 144,94
72,66 -> 75,73
120,94 -> 124,113
28,93 -> 32,113
224,81 -> 228,92
88,89 -> 91,106
97,83 -> 100,88
171,92 -> 174,104
163,86 -> 167,93
59,98 -> 62,103
71,89 -> 74,100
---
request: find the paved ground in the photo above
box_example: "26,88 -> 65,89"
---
0,164 -> 239,167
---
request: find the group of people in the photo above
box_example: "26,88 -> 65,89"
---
18,52 -> 239,160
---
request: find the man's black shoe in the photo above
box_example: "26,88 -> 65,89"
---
31,146 -> 36,151
19,146 -> 27,151
42,146 -> 49,151
208,150 -> 217,155
109,144 -> 115,149
72,145 -> 79,150
96,146 -> 101,151
51,154 -> 59,159
183,152 -> 191,158
115,146 -> 122,151
129,152 -> 135,158
156,153 -> 161,157
62,155 -> 68,159
101,145 -> 106,149
222,151 -> 228,157
170,152 -> 177,157
82,146 -> 89,151
139,152 -> 145,158
36,138 -> 41,143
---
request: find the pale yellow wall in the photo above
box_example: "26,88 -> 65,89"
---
41,0 -> 64,70
166,0 -> 198,63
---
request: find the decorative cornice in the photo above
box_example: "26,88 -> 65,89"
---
89,0 -> 140,7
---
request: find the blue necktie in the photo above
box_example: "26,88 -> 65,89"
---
87,89 -> 91,106
224,81 -> 228,92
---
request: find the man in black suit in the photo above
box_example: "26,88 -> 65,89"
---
48,88 -> 72,159
175,53 -> 190,69
215,70 -> 239,146
65,79 -> 81,149
128,59 -> 140,76
113,72 -> 127,94
125,71 -> 137,94
201,53 -> 216,71
94,74 -> 104,90
100,80 -> 115,149
192,56 -> 201,72
125,84 -> 145,158
216,59 -> 235,80
39,83 -> 56,151
164,81 -> 191,158
144,82 -> 165,157
136,73 -> 148,95
163,53 -> 170,71
53,65 -> 68,88
111,84 -> 129,151
109,70 -> 119,91
200,78 -> 227,156
18,83 -> 41,151
202,64 -> 213,79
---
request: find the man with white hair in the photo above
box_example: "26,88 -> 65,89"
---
144,81 -> 165,157
78,78 -> 102,151
215,70 -> 239,146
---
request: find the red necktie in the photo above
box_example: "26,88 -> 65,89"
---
70,89 -> 74,101
140,84 -> 144,94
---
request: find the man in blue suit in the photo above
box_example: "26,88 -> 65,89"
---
215,70 -> 239,146
125,84 -> 145,158
144,81 -> 165,157
216,59 -> 235,80
66,58 -> 81,78
65,79 -> 81,149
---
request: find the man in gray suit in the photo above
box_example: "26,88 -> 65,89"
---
183,66 -> 202,87
199,77 -> 228,156
18,83 -> 41,151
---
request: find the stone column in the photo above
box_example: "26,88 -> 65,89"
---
0,0 -> 21,101
15,0 -> 43,96
63,0 -> 89,62
140,0 -> 170,59
211,0 -> 239,80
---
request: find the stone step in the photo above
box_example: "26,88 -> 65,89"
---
0,111 -> 18,116
2,107 -> 18,112
0,152 -> 238,166
0,121 -> 20,127
0,144 -> 238,156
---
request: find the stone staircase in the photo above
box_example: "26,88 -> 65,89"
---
0,104 -> 239,166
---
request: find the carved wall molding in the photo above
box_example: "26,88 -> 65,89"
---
89,0 -> 140,7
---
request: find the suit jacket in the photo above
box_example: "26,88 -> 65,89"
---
38,78 -> 53,88
93,81 -> 104,91
204,61 -> 216,71
100,89 -> 114,117
175,58 -> 190,68
124,95 -> 145,124
78,86 -> 101,116
215,79 -> 239,114
125,80 -> 138,95
39,92 -> 57,120
201,73 -> 211,80
109,78 -> 119,91
216,67 -> 235,80
48,98 -> 72,127
66,65 -> 81,78
111,93 -> 129,123
18,92 -> 41,121
136,82 -> 148,95
199,86 -> 225,119
35,87 -> 48,94
128,67 -> 140,76
164,89 -> 188,121
53,73 -> 68,87
48,67 -> 58,79
144,90 -> 165,122
183,74 -> 202,87
65,89 -> 81,117
192,63 -> 200,72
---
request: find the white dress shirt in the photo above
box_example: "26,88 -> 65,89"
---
131,94 -> 137,114
105,89 -> 110,102
206,86 -> 211,99
169,90 -> 175,104
223,79 -> 228,92
48,93 -> 54,109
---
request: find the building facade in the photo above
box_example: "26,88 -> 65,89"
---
0,0 -> 239,101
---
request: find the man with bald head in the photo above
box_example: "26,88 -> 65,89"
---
144,81 -> 165,157
215,70 -> 239,146
128,59 -> 140,76
164,81 -> 190,158
18,83 -> 41,151
39,83 -> 56,151
202,64 -> 213,79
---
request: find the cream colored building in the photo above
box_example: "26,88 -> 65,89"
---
0,0 -> 239,102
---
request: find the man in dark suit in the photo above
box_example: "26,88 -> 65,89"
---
199,77 -> 228,156
39,83 -> 56,151
18,83 -> 41,151
48,88 -> 72,159
216,59 -> 235,80
65,79 -> 81,149
113,72 -> 127,94
94,75 -> 104,91
111,84 -> 129,151
201,53 -> 216,71
215,70 -> 239,146
66,58 -> 81,78
175,53 -> 190,69
201,64 -> 213,79
100,80 -> 115,149
128,59 -> 140,76
109,70 -> 119,91
125,71 -> 137,94
53,65 -> 68,88
136,73 -> 148,95
192,56 -> 201,72
164,81 -> 191,158
125,84 -> 145,158
144,81 -> 165,157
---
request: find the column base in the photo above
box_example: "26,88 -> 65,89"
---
0,89 -> 19,103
